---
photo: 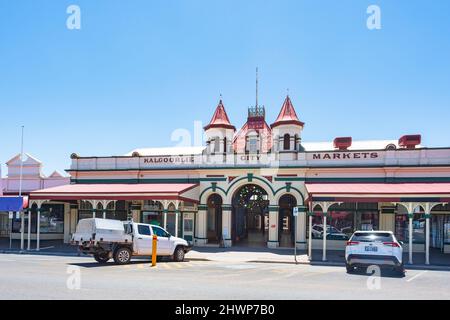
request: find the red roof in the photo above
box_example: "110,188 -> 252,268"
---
271,96 -> 304,128
233,121 -> 273,153
30,183 -> 199,202
305,183 -> 450,201
204,100 -> 235,131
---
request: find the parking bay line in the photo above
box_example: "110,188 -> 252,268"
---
406,270 -> 428,282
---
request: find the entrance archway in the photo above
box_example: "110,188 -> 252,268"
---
278,194 -> 297,247
232,184 -> 269,246
207,194 -> 222,243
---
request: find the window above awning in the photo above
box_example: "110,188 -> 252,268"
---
0,196 -> 29,211
29,184 -> 199,203
305,183 -> 450,203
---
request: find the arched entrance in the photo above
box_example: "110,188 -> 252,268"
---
232,184 -> 269,247
207,194 -> 222,243
278,194 -> 297,247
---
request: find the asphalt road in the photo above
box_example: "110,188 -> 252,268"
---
0,254 -> 449,300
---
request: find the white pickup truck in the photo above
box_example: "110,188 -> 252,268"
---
71,218 -> 191,264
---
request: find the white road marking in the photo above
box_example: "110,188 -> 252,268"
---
407,270 -> 428,282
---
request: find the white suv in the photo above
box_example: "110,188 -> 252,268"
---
345,231 -> 404,275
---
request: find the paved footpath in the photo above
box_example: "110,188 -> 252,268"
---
1,254 -> 450,300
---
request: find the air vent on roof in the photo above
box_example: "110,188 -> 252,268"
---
385,144 -> 397,151
399,135 -> 421,149
132,151 -> 140,157
333,137 -> 352,150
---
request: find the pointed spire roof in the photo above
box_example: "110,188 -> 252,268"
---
204,99 -> 236,131
271,95 -> 304,128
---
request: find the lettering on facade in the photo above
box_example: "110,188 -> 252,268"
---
142,156 -> 195,165
240,155 -> 261,161
311,152 -> 379,160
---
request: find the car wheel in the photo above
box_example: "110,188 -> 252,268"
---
113,247 -> 132,265
94,252 -> 110,264
173,246 -> 185,262
395,265 -> 405,276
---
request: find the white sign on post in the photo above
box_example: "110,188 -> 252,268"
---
293,207 -> 299,217
8,212 -> 13,219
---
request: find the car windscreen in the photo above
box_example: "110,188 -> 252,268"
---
351,232 -> 393,242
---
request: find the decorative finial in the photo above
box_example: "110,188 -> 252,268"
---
287,88 -> 289,97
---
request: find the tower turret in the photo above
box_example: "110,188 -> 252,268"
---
270,95 -> 304,152
204,99 -> 235,154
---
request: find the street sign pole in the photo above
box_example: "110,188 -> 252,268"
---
293,207 -> 298,264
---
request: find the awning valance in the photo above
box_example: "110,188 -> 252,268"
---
305,183 -> 450,203
30,183 -> 199,203
0,196 -> 29,211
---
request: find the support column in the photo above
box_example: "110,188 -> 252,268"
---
425,213 -> 431,265
308,212 -> 313,260
27,208 -> 31,250
36,207 -> 41,251
296,206 -> 307,250
195,205 -> 207,246
322,212 -> 327,261
69,204 -> 78,236
175,209 -> 180,237
221,205 -> 232,247
163,209 -> 168,229
268,205 -> 279,249
408,213 -> 413,264
20,211 -> 24,251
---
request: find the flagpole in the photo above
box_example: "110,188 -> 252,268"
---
19,126 -> 25,251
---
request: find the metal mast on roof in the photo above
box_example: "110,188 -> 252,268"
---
256,67 -> 259,108
19,126 -> 24,197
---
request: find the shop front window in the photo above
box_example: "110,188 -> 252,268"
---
78,201 -> 93,221
445,218 -> 450,245
12,203 -> 64,234
106,200 -> 128,221
308,203 -> 379,240
328,211 -> 353,240
141,200 -> 163,226
395,211 -> 425,244
39,204 -> 64,233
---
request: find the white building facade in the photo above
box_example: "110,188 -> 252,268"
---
29,97 -> 450,264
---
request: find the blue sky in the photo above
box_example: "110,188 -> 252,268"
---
1,0 -> 449,176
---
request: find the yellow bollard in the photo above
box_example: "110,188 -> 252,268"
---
151,234 -> 157,267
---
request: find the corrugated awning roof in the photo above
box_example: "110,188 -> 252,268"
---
305,183 -> 450,202
30,183 -> 199,203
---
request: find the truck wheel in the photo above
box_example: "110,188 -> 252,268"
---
94,253 -> 110,264
113,247 -> 132,265
346,263 -> 354,274
173,246 -> 185,262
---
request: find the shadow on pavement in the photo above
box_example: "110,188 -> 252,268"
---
347,268 -> 406,279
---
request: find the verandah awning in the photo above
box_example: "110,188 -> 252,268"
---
0,196 -> 29,211
305,183 -> 450,203
29,183 -> 199,203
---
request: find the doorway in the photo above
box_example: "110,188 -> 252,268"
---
232,184 -> 269,247
278,195 -> 296,247
207,194 -> 222,243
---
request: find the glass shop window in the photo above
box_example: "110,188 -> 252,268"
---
395,212 -> 425,244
